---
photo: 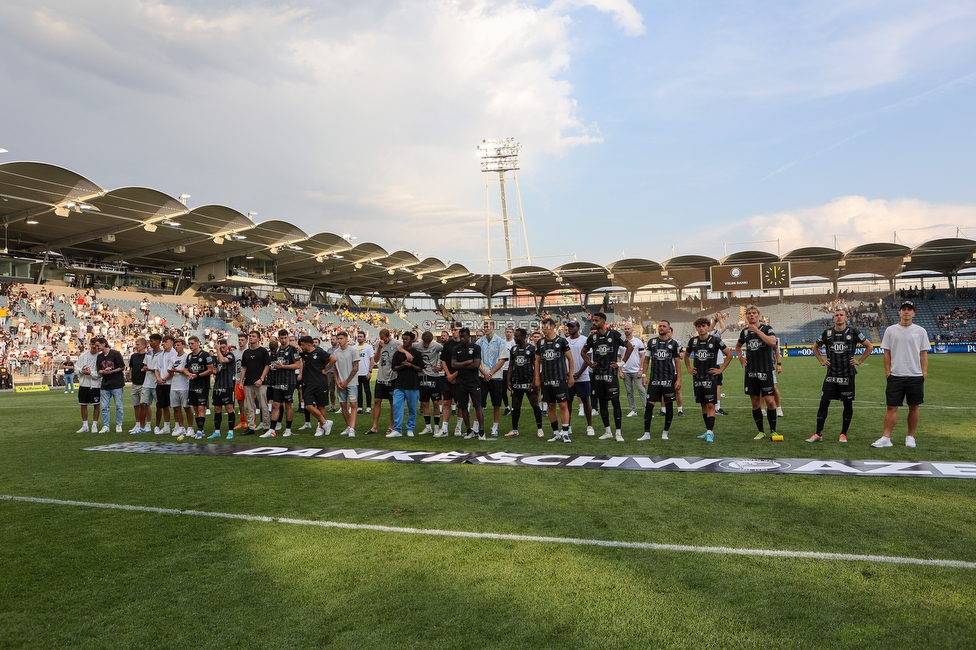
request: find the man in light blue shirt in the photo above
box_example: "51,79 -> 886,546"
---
476,320 -> 509,436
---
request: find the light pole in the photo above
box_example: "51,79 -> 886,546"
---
477,138 -> 531,272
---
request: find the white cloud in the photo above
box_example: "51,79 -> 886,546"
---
743,196 -> 976,252
0,0 -> 643,267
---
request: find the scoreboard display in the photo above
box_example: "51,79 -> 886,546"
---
710,262 -> 791,292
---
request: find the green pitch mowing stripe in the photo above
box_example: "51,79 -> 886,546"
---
4,494 -> 975,570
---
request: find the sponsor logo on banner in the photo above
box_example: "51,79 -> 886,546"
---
14,384 -> 51,392
84,442 -> 976,480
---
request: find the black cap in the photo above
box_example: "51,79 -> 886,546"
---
899,300 -> 916,311
566,320 -> 580,327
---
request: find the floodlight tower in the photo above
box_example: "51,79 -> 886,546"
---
477,138 -> 531,271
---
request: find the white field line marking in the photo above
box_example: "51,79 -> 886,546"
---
3,494 -> 974,570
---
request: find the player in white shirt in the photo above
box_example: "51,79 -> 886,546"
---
873,300 -> 931,448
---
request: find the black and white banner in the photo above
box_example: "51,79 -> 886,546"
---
85,442 -> 976,480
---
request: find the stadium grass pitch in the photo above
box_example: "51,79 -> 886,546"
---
2,355 -> 975,648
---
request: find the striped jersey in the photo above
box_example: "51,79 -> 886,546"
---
583,328 -> 628,382
536,335 -> 570,386
643,337 -> 682,383
817,326 -> 867,381
212,351 -> 237,392
687,335 -> 728,376
737,324 -> 777,373
509,343 -> 536,389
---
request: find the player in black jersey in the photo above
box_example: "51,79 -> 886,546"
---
184,336 -> 215,440
809,307 -> 873,443
735,306 -> 780,440
505,328 -> 545,438
581,312 -> 633,442
440,323 -> 463,436
534,318 -> 574,443
452,328 -> 486,439
638,321 -> 683,441
685,318 -> 733,443
209,338 -> 238,439
262,329 -> 302,438
299,335 -> 336,437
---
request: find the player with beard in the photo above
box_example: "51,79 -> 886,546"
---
505,327 -> 545,438
183,336 -> 215,440
686,318 -> 733,443
809,307 -> 873,443
298,336 -> 336,437
581,312 -> 633,442
417,331 -> 444,436
735,306 -> 779,440
565,320 -> 595,436
439,322 -> 463,436
209,338 -> 238,439
638,321 -> 682,441
534,317 -> 574,443
365,328 -> 398,436
262,329 -> 301,438
452,327 -> 485,439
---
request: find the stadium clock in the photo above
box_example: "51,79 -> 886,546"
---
762,263 -> 791,289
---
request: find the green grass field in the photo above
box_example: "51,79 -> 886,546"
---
2,355 -> 975,649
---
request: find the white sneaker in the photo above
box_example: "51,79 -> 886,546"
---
283,429 -> 292,437
578,405 -> 584,417
314,427 -> 324,437
433,431 -> 446,438
871,436 -> 893,448
615,432 -> 625,442
537,429 -> 545,438
407,431 -> 414,437
259,431 -> 276,438
586,426 -> 595,436
162,425 -> 171,434
325,421 -> 334,435
347,429 -> 355,438
598,432 -> 613,440
905,435 -> 916,448
776,408 -> 784,417
172,426 -> 184,437
154,427 -> 166,435
116,425 -> 123,433
299,422 -> 313,430
626,410 -> 637,418
129,425 -> 141,433
455,423 -> 463,436
98,425 -> 109,433
637,433 -> 651,441
340,427 -> 348,436
187,429 -> 195,437
420,425 -> 432,435
661,431 -> 669,440
76,424 -> 89,433
386,431 -> 402,438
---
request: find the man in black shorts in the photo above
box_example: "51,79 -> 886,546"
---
505,327 -> 544,438
534,317 -> 574,443
298,335 -> 335,437
735,305 -> 779,440
874,300 -> 930,448
810,307 -> 873,443
581,312 -> 633,442
261,329 -> 301,438
686,318 -> 732,443
451,327 -> 485,440
638,320 -> 683,441
209,338 -> 238,439
184,335 -> 215,440
440,323 -> 463,436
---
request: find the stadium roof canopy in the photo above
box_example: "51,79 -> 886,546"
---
2,160 -> 976,299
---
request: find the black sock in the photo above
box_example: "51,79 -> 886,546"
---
562,423 -> 569,433
434,417 -> 441,427
269,419 -> 277,430
664,404 -> 673,431
841,400 -> 853,434
753,408 -> 764,432
286,420 -> 292,430
512,403 -> 522,430
196,416 -> 205,431
816,398 -> 830,435
706,416 -> 715,431
532,403 -> 543,428
599,401 -> 610,428
702,413 -> 709,427
612,400 -> 622,430
551,419 -> 559,432
767,410 -> 777,432
644,406 -> 653,432
215,411 -> 223,430
424,416 -> 431,425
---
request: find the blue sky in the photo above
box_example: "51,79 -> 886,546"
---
1,0 -> 975,272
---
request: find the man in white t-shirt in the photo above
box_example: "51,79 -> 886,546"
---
873,300 -> 931,449
356,331 -> 374,414
619,323 -> 646,417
